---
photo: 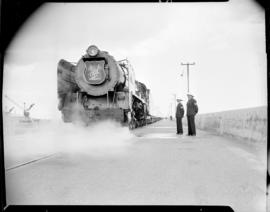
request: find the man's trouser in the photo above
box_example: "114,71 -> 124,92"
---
176,117 -> 183,134
187,115 -> 196,135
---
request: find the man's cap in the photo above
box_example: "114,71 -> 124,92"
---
187,93 -> 194,97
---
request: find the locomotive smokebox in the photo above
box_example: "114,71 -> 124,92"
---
75,46 -> 125,96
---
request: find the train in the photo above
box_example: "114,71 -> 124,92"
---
57,45 -> 160,128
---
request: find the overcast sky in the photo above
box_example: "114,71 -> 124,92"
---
3,1 -> 266,119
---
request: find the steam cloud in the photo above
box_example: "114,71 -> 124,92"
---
4,118 -> 135,168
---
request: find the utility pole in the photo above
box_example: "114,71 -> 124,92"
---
181,62 -> 195,93
172,93 -> 176,116
170,102 -> 173,119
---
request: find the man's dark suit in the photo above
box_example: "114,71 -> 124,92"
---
186,98 -> 198,136
175,102 -> 184,134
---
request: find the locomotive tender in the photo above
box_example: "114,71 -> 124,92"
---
57,45 -> 150,128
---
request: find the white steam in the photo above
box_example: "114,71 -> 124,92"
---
4,118 -> 135,168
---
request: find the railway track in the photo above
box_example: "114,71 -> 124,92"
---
5,153 -> 58,172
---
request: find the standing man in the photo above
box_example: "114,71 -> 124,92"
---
186,94 -> 198,136
175,99 -> 184,134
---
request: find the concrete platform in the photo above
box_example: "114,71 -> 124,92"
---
4,119 -> 267,212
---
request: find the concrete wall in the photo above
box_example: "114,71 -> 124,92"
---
194,106 -> 267,143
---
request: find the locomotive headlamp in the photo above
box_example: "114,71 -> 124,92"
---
87,45 -> 99,56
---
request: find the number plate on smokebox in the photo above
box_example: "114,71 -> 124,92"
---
84,60 -> 106,85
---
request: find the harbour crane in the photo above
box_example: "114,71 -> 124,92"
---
4,95 -> 35,121
7,107 -> 14,114
4,106 -> 15,115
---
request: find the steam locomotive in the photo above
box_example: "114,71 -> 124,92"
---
57,45 -> 151,129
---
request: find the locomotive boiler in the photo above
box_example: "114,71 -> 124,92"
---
57,45 -> 150,128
